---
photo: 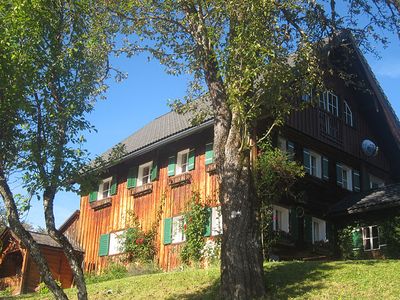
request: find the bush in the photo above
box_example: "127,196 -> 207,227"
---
86,263 -> 128,284
36,280 -> 62,295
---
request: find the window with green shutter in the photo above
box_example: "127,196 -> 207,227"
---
150,162 -> 158,181
127,166 -> 138,188
322,157 -> 329,180
168,156 -> 176,177
303,149 -> 311,174
188,149 -> 195,171
163,218 -> 172,245
98,234 -> 110,256
204,208 -> 212,237
353,170 -> 360,192
110,177 -> 117,195
289,208 -> 299,241
89,191 -> 98,203
304,215 -> 313,243
205,143 -> 214,165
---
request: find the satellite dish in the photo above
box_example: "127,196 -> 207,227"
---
362,139 -> 378,157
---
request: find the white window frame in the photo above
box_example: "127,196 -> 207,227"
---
272,205 -> 289,233
277,136 -> 287,152
312,217 -> 326,244
340,164 -> 353,191
98,177 -> 112,200
108,230 -> 126,256
362,225 -> 382,251
211,206 -> 223,236
320,91 -> 339,116
369,174 -> 385,189
176,149 -> 190,175
171,215 -> 185,244
137,161 -> 153,186
344,100 -> 353,126
307,150 -> 322,179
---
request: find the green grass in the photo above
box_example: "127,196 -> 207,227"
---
13,260 -> 400,299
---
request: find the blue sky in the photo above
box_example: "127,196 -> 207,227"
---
22,38 -> 400,228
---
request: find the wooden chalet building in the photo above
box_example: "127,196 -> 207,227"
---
0,228 -> 83,295
63,33 -> 400,273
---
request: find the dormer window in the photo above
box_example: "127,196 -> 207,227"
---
320,91 -> 339,116
344,101 -> 353,127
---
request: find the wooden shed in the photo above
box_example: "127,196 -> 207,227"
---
0,228 -> 84,295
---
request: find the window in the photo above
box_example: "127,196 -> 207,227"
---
303,149 -> 322,179
369,174 -> 385,189
211,206 -> 223,236
320,91 -> 339,116
272,205 -> 289,233
336,163 -> 360,191
138,161 -> 152,186
177,149 -> 189,174
344,101 -> 353,126
98,177 -> 112,200
362,226 -> 380,251
171,215 -> 185,244
312,217 -> 326,243
277,136 -> 295,159
108,230 -> 125,256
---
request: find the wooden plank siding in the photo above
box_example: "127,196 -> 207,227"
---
75,129 -> 219,272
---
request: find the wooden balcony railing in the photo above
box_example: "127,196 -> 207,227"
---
318,109 -> 343,145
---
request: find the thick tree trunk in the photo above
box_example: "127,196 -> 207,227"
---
0,169 -> 68,300
43,189 -> 88,300
216,119 -> 266,299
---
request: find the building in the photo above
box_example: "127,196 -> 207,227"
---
63,33 -> 400,272
0,228 -> 83,295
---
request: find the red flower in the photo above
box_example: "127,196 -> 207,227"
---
184,224 -> 187,231
135,238 -> 144,245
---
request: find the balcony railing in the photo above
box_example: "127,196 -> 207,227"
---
318,109 -> 343,145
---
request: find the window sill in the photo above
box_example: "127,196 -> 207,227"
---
90,197 -> 112,210
206,163 -> 216,174
130,183 -> 153,197
168,173 -> 191,187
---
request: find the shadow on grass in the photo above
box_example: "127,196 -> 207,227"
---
166,261 -> 342,300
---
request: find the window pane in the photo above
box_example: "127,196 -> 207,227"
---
364,239 -> 371,250
365,227 -> 371,238
372,226 -> 378,238
372,237 -> 379,250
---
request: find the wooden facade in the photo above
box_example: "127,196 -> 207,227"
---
0,229 -> 83,295
64,38 -> 400,272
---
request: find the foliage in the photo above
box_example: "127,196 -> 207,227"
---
0,287 -> 12,297
121,214 -> 156,263
337,225 -> 364,260
37,280 -> 62,295
200,237 -> 221,266
255,142 -> 304,255
85,263 -> 128,285
180,192 -> 209,265
378,216 -> 400,259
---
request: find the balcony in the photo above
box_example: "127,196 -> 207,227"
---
318,109 -> 343,145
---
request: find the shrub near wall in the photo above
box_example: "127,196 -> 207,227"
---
337,216 -> 400,259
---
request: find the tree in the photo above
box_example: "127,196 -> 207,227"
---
0,0 -> 112,299
108,1 -> 399,298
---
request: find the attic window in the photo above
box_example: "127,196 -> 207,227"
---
319,91 -> 339,116
344,101 -> 353,127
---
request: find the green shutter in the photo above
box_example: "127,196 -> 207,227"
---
352,229 -> 362,249
322,157 -> 329,180
168,156 -> 176,177
304,215 -> 312,243
336,163 -> 343,186
127,166 -> 138,188
110,177 -> 117,195
163,218 -> 172,245
303,149 -> 311,174
205,143 -> 214,165
98,234 -> 110,257
150,162 -> 158,181
353,170 -> 360,192
289,208 -> 299,241
89,191 -> 98,203
188,149 -> 195,171
204,207 -> 212,237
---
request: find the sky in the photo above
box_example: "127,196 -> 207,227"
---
21,36 -> 400,229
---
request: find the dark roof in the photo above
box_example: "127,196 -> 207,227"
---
330,183 -> 400,216
98,105 -> 213,165
28,231 -> 84,252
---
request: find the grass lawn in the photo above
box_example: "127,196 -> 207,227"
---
10,260 -> 400,299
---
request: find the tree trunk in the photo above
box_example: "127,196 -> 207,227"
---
216,119 -> 266,299
0,168 -> 69,300
43,189 -> 88,300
